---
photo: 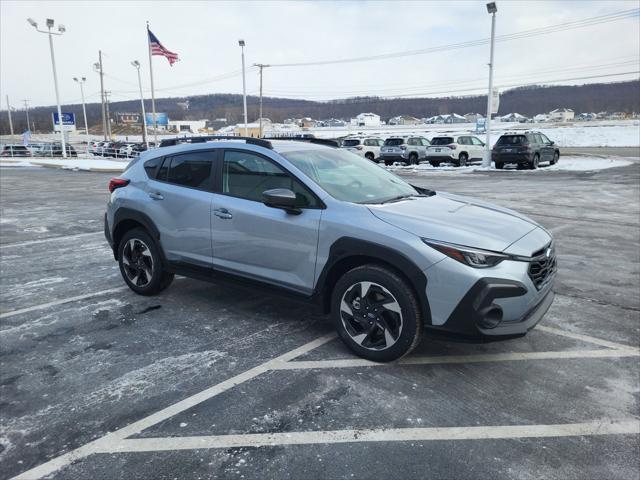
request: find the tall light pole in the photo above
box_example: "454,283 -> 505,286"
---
254,63 -> 270,138
239,39 -> 248,136
22,99 -> 31,132
131,60 -> 149,148
73,77 -> 90,152
93,51 -> 107,140
482,2 -> 497,167
27,17 -> 67,158
5,96 -> 14,136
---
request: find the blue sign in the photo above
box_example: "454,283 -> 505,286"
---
476,118 -> 486,133
145,112 -> 169,126
53,112 -> 76,125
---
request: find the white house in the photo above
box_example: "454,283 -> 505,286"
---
388,115 -> 422,126
464,113 -> 484,123
168,119 -> 208,133
350,113 -> 381,127
533,113 -> 549,123
549,108 -> 574,122
501,113 -> 528,123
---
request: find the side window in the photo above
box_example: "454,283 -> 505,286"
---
407,138 -> 417,146
540,133 -> 551,144
533,134 -> 544,144
223,151 -> 318,208
421,138 -> 430,146
378,139 -> 385,146
363,139 -> 373,146
165,152 -> 214,189
157,156 -> 170,181
457,137 -> 467,145
144,157 -> 163,178
471,137 -> 483,146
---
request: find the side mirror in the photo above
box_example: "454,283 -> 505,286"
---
262,188 -> 301,214
549,141 -> 555,145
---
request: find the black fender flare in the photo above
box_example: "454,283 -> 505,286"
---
314,237 -> 432,325
111,208 -> 162,259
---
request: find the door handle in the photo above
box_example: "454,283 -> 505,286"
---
214,208 -> 233,220
148,192 -> 164,200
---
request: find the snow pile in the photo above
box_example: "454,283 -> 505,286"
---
0,157 -> 129,172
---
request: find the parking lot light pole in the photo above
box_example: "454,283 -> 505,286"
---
131,61 -> 149,148
239,39 -> 248,136
73,77 -> 90,151
482,2 -> 497,168
27,18 -> 67,158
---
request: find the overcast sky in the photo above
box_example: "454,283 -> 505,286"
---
1,0 -> 638,108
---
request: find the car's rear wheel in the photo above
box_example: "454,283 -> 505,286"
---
332,265 -> 423,362
118,228 -> 173,296
529,154 -> 540,169
550,151 -> 559,165
429,160 -> 440,167
495,162 -> 504,169
365,152 -> 375,161
408,153 -> 418,165
457,153 -> 468,167
384,159 -> 393,166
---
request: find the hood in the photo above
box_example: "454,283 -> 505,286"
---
368,192 -> 539,252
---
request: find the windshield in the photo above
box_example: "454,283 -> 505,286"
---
384,138 -> 405,146
281,148 -> 418,204
497,135 -> 528,145
342,139 -> 361,147
430,137 -> 454,146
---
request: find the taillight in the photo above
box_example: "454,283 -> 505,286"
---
448,144 -> 457,150
356,145 -> 363,150
108,177 -> 130,193
400,145 -> 407,150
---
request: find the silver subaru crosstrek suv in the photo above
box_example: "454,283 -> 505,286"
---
105,136 -> 556,362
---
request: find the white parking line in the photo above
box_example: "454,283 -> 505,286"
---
0,231 -> 102,249
104,420 -> 640,453
0,287 -> 129,319
11,333 -> 336,480
536,325 -> 639,351
272,348 -> 640,370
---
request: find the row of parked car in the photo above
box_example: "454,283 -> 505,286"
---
89,141 -> 154,158
339,131 -> 560,169
0,143 -> 78,157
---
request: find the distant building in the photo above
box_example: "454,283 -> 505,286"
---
501,113 -> 528,123
388,115 -> 422,126
464,113 -> 484,123
206,118 -> 228,130
549,108 -> 574,122
424,114 -> 466,124
576,113 -> 597,121
533,114 -> 549,123
168,119 -> 208,133
300,117 -> 317,128
350,113 -> 381,127
326,118 -> 346,127
608,112 -> 627,120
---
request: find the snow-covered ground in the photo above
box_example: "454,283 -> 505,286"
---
386,156 -> 632,174
0,157 -> 129,172
308,120 -> 640,147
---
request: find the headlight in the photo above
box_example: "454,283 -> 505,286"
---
422,239 -> 509,268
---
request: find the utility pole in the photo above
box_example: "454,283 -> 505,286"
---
254,63 -> 270,138
73,77 -> 90,150
22,99 -> 31,132
131,61 -> 149,148
239,39 -> 248,136
94,51 -> 107,140
104,91 -> 112,138
5,95 -> 14,136
482,2 -> 498,167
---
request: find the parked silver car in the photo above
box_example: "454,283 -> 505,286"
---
105,137 -> 556,362
380,136 -> 431,165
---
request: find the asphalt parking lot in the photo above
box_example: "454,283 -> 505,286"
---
1,157 -> 639,480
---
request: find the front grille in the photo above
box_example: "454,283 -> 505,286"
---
528,244 -> 557,289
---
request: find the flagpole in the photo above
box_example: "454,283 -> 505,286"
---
147,22 -> 158,146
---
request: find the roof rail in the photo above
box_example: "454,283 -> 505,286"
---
264,136 -> 340,148
158,135 -> 273,149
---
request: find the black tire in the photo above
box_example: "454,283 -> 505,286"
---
457,153 -> 468,167
331,265 -> 423,362
529,154 -> 539,170
495,162 -> 504,169
365,152 -> 375,162
384,159 -> 392,166
429,161 -> 441,167
550,151 -> 559,165
118,227 -> 174,296
408,153 -> 418,165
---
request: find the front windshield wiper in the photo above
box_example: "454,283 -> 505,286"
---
375,194 -> 429,204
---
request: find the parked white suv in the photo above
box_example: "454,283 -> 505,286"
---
380,136 -> 431,166
426,135 -> 485,167
341,137 -> 384,162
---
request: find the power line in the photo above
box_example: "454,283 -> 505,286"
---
267,8 -> 639,67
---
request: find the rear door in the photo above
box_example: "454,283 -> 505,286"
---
469,136 -> 485,160
144,150 -> 216,267
538,133 -> 555,162
211,149 -> 322,294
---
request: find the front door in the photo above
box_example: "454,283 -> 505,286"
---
211,149 -> 322,294
144,150 -> 216,267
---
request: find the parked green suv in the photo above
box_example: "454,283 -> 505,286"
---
492,131 -> 560,170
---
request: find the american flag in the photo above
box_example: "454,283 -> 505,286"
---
148,29 -> 179,66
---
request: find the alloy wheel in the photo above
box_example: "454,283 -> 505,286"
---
339,281 -> 403,351
122,238 -> 154,287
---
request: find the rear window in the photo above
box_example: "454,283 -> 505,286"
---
384,138 -> 405,146
497,135 -> 528,145
430,137 -> 454,146
342,139 -> 361,147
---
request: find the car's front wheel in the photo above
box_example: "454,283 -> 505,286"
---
118,228 -> 174,295
550,151 -> 559,165
332,265 -> 423,362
